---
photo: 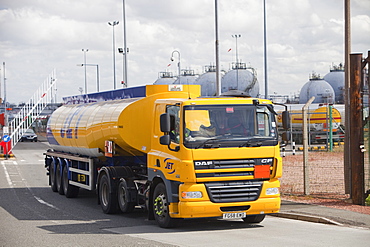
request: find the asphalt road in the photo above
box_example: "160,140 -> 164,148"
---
0,141 -> 369,247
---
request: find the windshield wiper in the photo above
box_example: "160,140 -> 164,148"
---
239,137 -> 272,148
196,138 -> 221,149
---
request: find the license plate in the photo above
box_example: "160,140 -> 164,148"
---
223,212 -> 246,219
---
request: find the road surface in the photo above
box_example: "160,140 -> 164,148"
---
0,142 -> 369,246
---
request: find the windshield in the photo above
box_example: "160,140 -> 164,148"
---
184,104 -> 278,148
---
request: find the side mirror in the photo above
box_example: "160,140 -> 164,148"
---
160,113 -> 171,133
282,111 -> 290,130
159,134 -> 179,151
160,135 -> 171,146
282,131 -> 290,142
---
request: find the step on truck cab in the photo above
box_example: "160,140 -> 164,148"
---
45,84 -> 290,228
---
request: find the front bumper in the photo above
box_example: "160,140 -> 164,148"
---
170,179 -> 281,219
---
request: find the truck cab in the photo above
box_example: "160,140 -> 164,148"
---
148,96 -> 284,227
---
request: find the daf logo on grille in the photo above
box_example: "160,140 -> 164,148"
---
195,161 -> 213,166
261,158 -> 273,164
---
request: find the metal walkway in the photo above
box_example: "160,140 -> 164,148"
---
8,69 -> 57,151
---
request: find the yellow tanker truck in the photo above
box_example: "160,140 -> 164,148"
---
277,105 -> 344,144
45,84 -> 290,228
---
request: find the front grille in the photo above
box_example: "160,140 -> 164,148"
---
196,171 -> 253,178
194,158 -> 274,179
205,180 -> 263,203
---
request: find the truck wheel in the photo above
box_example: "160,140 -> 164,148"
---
242,214 -> 265,224
153,183 -> 178,228
118,179 -> 135,213
49,160 -> 58,192
99,174 -> 119,214
56,162 -> 64,195
62,165 -> 79,198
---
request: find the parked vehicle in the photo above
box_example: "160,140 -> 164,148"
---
44,84 -> 290,228
21,129 -> 38,142
277,104 -> 344,144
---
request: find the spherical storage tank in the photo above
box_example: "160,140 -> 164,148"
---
299,76 -> 335,104
323,64 -> 344,104
195,65 -> 217,96
173,69 -> 198,85
221,63 -> 259,97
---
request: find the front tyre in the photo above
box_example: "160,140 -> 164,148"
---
242,214 -> 265,224
153,183 -> 178,228
99,173 -> 119,214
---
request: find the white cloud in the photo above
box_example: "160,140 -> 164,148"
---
0,0 -> 369,104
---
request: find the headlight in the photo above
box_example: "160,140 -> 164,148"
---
181,191 -> 203,199
266,187 -> 279,195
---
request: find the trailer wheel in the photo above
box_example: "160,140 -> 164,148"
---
118,179 -> 135,213
153,183 -> 178,228
56,162 -> 64,195
62,165 -> 79,198
99,173 -> 119,214
49,160 -> 58,192
242,214 -> 265,224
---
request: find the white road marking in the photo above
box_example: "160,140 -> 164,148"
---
1,161 -> 13,187
33,196 -> 59,210
2,160 -> 58,210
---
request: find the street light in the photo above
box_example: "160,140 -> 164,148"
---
77,64 -> 100,92
232,34 -> 241,65
214,0 -> 221,96
108,21 -> 119,89
82,49 -> 88,94
170,50 -> 181,83
263,0 -> 268,99
122,0 -> 128,88
118,47 -> 129,88
232,34 -> 241,87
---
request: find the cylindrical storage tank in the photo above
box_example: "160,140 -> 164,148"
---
47,85 -> 201,158
323,65 -> 344,104
221,63 -> 259,97
153,72 -> 176,85
299,78 -> 335,104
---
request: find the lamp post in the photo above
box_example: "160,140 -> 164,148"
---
3,62 -> 7,127
108,21 -> 119,89
232,34 -> 241,65
232,34 -> 241,87
122,0 -> 128,88
263,0 -> 268,99
77,64 -> 100,92
118,47 -> 128,88
214,0 -> 221,96
170,50 -> 181,83
82,49 -> 88,94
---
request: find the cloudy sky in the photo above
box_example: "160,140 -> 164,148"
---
0,0 -> 369,104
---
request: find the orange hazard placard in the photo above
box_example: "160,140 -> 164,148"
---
254,165 -> 271,179
105,140 -> 113,157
